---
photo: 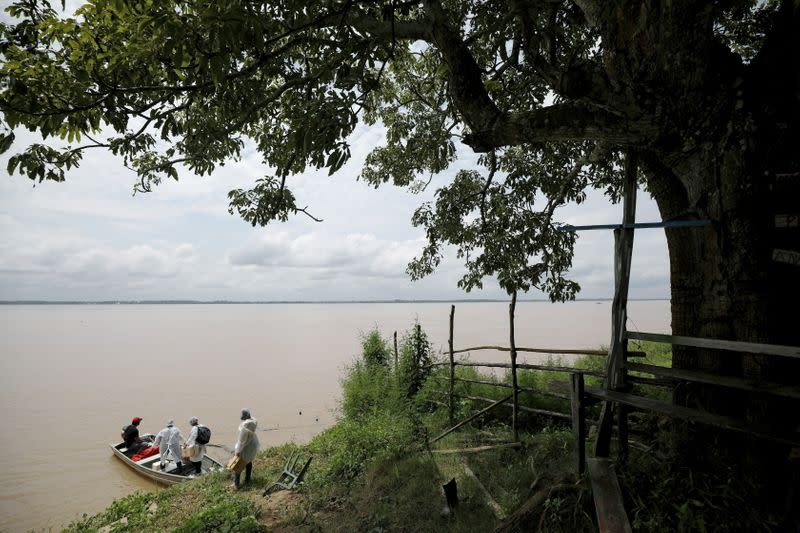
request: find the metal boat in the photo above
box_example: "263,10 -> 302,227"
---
110,434 -> 224,486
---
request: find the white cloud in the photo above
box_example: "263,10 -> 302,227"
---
0,111 -> 671,301
228,231 -> 423,280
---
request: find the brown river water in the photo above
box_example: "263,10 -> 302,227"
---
0,301 -> 669,532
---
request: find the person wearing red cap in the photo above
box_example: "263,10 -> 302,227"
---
121,417 -> 145,454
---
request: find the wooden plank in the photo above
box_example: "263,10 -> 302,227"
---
435,375 -> 569,400
393,331 -> 398,370
618,404 -> 629,464
455,393 -> 571,420
432,442 -> 522,455
509,291 -> 519,442
626,374 -> 674,387
628,362 -> 800,400
775,214 -> 800,228
431,394 -> 513,443
773,249 -> 800,267
584,388 -> 800,446
452,346 -> 645,357
423,398 -> 450,408
625,331 -> 800,359
776,172 -> 800,179
587,458 -> 633,533
517,386 -> 569,401
449,305 -> 455,425
449,361 -> 604,376
570,373 -> 586,475
462,461 -> 506,520
596,151 -> 637,458
558,219 -> 710,232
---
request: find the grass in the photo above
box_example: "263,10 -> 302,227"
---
69,336 -> 782,532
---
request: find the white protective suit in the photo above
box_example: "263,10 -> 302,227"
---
185,425 -> 207,464
153,424 -> 183,466
234,419 -> 260,464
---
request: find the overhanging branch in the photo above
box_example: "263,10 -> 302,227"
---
423,2 -> 650,152
464,103 -> 656,152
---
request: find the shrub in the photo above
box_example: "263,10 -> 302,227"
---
173,494 -> 262,533
398,322 -> 434,398
307,413 -> 416,485
360,327 -> 392,367
340,360 -> 400,420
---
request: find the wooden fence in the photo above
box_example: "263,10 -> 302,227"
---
427,303 -> 800,471
418,152 -> 800,530
426,302 -> 621,446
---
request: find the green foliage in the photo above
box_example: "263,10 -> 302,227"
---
65,490 -> 157,532
359,327 -> 391,367
339,360 -> 399,420
397,322 -> 434,398
4,0 -> 774,300
64,473 -> 263,532
313,324 -> 421,486
622,428 -> 780,532
714,0 -> 781,62
306,412 -> 417,486
173,494 -> 262,533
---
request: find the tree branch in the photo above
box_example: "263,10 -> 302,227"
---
464,103 -> 656,152
422,2 -> 648,152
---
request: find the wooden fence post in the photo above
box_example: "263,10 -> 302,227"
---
509,291 -> 519,442
415,323 -> 422,387
595,151 -> 638,458
571,372 -> 586,475
394,330 -> 398,370
449,304 -> 456,425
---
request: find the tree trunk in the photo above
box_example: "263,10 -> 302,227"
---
644,127 -> 800,499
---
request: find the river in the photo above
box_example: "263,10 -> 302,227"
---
0,301 -> 669,531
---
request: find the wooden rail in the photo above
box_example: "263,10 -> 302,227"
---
584,386 -> 800,447
436,360 -> 604,377
587,458 -> 633,533
626,331 -> 800,359
452,345 -> 645,357
433,375 -> 569,400
627,362 -> 800,400
431,394 -> 513,443
454,393 -> 572,421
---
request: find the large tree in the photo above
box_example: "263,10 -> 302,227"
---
2,0 -> 798,480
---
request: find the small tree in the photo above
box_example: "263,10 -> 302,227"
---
398,322 -> 433,399
360,327 -> 390,367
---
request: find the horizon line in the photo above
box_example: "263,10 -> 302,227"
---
0,298 -> 669,305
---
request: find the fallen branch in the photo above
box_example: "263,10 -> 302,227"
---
433,442 -> 522,455
493,482 -> 585,533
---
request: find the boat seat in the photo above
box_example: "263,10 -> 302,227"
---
135,453 -> 160,465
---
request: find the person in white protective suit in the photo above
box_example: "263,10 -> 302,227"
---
153,419 -> 184,472
233,408 -> 260,489
184,416 -> 206,475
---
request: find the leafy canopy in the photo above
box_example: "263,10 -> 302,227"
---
0,0 -> 779,299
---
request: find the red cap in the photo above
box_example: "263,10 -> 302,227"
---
132,417 -> 142,424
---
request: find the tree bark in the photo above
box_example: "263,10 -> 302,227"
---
645,120 -> 800,495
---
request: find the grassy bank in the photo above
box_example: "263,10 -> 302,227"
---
68,330 -> 779,532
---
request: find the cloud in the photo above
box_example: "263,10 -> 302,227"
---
0,216 -> 199,297
228,231 -> 424,280
0,105 -> 671,301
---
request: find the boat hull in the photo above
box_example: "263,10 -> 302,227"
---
110,437 -> 224,486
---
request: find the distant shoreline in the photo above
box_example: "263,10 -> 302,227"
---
0,298 -> 668,305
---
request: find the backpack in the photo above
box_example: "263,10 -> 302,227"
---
196,425 -> 211,445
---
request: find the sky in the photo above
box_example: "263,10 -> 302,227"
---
0,120 -> 671,302
0,3 -> 671,303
